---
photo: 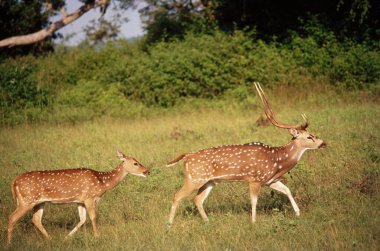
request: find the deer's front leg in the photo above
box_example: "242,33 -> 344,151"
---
84,199 -> 99,237
67,204 -> 87,237
269,181 -> 300,216
194,181 -> 215,222
249,182 -> 261,223
32,203 -> 51,240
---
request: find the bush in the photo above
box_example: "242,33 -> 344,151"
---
98,31 -> 301,107
0,59 -> 49,109
330,44 -> 380,87
0,29 -> 378,125
287,18 -> 380,87
55,80 -> 148,121
0,58 -> 50,125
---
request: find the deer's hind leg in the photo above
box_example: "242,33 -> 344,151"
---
194,181 -> 215,221
84,199 -> 99,237
168,180 -> 205,225
32,203 -> 51,240
8,204 -> 34,244
249,182 -> 262,223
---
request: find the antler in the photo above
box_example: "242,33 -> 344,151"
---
254,82 -> 309,130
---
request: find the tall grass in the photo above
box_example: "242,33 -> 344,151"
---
0,90 -> 378,250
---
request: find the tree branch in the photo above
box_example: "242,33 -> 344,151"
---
0,2 -> 100,48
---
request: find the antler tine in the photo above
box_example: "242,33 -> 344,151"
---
254,82 -> 307,130
254,83 -> 268,114
254,82 -> 278,126
301,114 -> 307,121
301,114 -> 309,129
256,82 -> 277,119
255,82 -> 291,129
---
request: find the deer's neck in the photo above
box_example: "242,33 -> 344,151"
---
98,163 -> 127,191
272,140 -> 308,173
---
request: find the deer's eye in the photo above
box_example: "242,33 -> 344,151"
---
133,163 -> 138,166
307,136 -> 315,142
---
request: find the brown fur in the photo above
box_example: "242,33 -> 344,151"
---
7,151 -> 150,244
167,83 -> 326,224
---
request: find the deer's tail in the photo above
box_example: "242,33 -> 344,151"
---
166,153 -> 188,167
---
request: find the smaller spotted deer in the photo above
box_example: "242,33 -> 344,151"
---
7,151 -> 150,244
167,82 -> 327,224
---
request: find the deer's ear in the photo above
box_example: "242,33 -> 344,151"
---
117,150 -> 127,161
288,128 -> 299,137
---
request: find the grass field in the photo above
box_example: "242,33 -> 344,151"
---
0,88 -> 379,250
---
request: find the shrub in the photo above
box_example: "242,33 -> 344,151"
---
55,80 -> 148,120
0,29 -> 378,125
0,58 -> 50,125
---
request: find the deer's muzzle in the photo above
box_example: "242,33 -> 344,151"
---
143,170 -> 151,176
319,142 -> 327,149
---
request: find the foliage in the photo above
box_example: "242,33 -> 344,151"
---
55,80 -> 148,120
141,0 -> 216,44
142,0 -> 380,43
1,0 -> 378,58
82,10 -> 128,47
212,0 -> 379,42
0,29 -> 379,125
0,58 -> 50,124
0,0 -> 134,58
83,19 -> 120,47
0,0 -> 54,57
288,19 -> 380,87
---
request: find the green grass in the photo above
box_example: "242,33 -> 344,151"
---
0,89 -> 379,250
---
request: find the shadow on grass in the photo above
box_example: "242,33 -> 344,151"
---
181,193 -> 293,218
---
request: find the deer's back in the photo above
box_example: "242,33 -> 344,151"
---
183,143 -> 278,183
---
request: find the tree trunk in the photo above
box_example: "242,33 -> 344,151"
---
0,2 -> 99,48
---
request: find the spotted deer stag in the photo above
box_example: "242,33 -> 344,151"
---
167,82 -> 326,224
8,151 -> 150,244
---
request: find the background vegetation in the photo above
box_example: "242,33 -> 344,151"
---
1,27 -> 379,125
